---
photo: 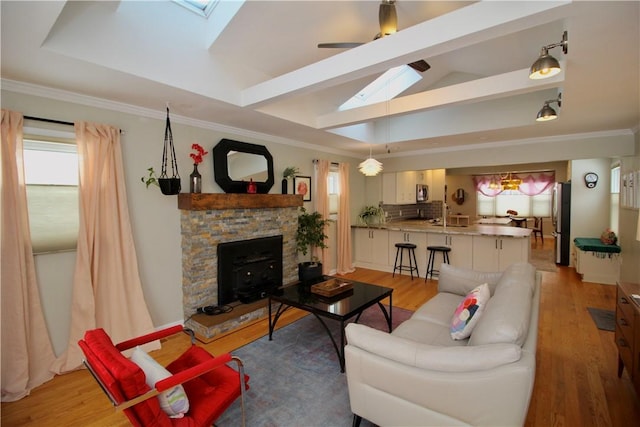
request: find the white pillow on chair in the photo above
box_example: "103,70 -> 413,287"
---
130,346 -> 190,418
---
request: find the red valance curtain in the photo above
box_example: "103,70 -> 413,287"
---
517,173 -> 555,195
473,172 -> 555,197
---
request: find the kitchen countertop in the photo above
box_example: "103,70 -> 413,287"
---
352,220 -> 532,238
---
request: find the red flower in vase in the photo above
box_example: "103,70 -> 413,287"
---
189,143 -> 209,165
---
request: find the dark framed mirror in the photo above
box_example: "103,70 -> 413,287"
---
212,139 -> 274,193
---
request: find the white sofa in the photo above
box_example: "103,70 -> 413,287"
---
345,262 -> 541,427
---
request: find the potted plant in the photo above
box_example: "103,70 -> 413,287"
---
295,207 -> 330,281
282,166 -> 299,194
141,167 -> 160,188
358,205 -> 385,225
141,166 -> 181,195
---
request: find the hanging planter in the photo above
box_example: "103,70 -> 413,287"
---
159,106 -> 181,195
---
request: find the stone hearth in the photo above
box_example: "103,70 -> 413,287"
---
178,193 -> 302,342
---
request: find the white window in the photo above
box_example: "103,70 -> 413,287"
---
172,0 -> 218,17
611,165 -> 620,232
477,189 -> 552,218
339,65 -> 422,111
328,166 -> 339,215
23,139 -> 79,253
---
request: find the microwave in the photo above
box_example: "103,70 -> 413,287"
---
416,184 -> 429,203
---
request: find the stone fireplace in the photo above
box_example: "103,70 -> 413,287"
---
178,193 -> 302,341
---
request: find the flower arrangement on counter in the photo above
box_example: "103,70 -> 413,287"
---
189,143 -> 208,165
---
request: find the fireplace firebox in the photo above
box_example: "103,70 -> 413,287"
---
217,235 -> 283,305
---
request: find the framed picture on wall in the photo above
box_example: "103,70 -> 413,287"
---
294,175 -> 311,201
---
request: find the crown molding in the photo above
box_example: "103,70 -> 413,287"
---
3,78 -> 634,162
1,79 -> 360,159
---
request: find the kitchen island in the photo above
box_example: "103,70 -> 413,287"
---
353,220 -> 531,277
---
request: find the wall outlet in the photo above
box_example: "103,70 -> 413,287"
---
384,211 -> 388,217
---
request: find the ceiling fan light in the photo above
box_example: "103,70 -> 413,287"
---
536,103 -> 558,121
529,50 -> 562,79
379,0 -> 397,37
358,157 -> 383,176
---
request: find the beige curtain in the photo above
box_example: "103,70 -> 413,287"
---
51,122 -> 158,373
1,110 -> 56,401
314,160 -> 331,274
337,162 -> 355,274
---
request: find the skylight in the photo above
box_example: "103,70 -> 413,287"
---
339,65 -> 422,111
173,0 -> 218,18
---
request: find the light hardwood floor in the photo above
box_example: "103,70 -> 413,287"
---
2,239 -> 639,426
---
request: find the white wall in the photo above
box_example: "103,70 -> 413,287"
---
569,158 -> 613,258
619,132 -> 640,283
3,87 -> 639,356
2,89 -> 361,355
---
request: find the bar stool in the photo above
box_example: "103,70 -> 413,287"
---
393,243 -> 419,279
425,246 -> 451,281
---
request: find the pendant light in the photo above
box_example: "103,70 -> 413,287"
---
529,31 -> 568,80
359,146 -> 383,176
536,93 -> 562,122
500,172 -> 522,191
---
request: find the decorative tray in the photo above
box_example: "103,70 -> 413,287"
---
310,278 -> 354,297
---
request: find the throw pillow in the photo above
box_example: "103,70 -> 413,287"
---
450,283 -> 490,340
130,346 -> 190,418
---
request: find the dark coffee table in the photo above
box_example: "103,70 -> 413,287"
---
268,276 -> 393,372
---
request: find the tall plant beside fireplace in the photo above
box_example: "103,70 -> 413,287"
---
295,207 -> 330,281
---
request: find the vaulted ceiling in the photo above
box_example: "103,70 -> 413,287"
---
1,1 -> 638,160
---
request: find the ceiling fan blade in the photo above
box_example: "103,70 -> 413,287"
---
408,60 -> 431,72
317,42 -> 365,49
379,0 -> 398,37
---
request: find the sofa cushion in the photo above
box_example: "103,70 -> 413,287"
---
494,262 -> 537,295
411,292 -> 464,326
468,263 -> 536,347
347,323 -> 522,372
438,263 -> 503,296
450,283 -> 490,340
393,319 -> 468,346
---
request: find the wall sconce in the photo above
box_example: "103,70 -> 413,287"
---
536,93 -> 562,122
529,31 -> 568,80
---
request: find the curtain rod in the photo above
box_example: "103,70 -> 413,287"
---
474,169 -> 555,176
312,159 -> 339,166
24,115 -> 74,127
24,115 -> 124,133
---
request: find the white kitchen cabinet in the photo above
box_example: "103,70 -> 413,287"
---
430,169 -> 446,201
414,169 -> 446,201
354,228 -> 389,269
382,171 -> 417,204
388,230 -> 427,277
426,232 -> 473,271
472,236 -> 530,272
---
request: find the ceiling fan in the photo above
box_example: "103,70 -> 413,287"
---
317,0 -> 430,73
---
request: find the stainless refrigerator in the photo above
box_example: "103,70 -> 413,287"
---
552,182 -> 571,265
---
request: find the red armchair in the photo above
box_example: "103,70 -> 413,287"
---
78,325 -> 248,426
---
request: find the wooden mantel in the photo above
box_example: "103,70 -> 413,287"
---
178,193 -> 303,210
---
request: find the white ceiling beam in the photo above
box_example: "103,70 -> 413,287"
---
240,0 -> 572,108
316,66 -> 565,129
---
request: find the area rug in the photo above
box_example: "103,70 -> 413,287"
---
587,307 -> 615,332
530,247 -> 557,272
215,305 -> 413,427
